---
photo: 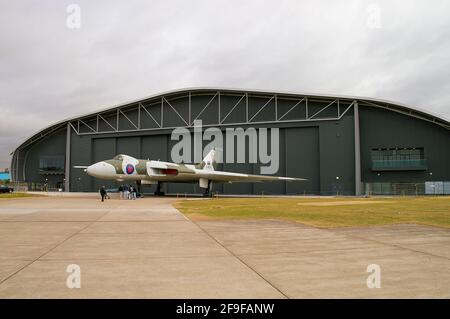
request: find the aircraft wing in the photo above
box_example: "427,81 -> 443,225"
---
195,170 -> 307,183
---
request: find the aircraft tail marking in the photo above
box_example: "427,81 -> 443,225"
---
196,147 -> 221,171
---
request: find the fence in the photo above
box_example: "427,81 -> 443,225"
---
425,181 -> 450,195
4,181 -> 450,196
364,182 -> 450,196
7,182 -> 64,193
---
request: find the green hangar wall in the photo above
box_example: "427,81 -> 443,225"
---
10,88 -> 450,195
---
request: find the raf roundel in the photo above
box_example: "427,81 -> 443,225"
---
125,164 -> 135,175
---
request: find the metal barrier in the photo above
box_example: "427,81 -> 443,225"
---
364,182 -> 450,196
425,181 -> 450,195
6,182 -> 65,193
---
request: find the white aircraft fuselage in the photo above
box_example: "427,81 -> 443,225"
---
77,150 -> 305,194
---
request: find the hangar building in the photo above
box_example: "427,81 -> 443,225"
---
10,88 -> 450,195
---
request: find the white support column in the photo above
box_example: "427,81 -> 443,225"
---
138,104 -> 141,129
188,92 -> 191,125
116,109 -> 119,131
305,96 -> 309,119
275,94 -> 278,121
354,101 -> 362,196
161,97 -> 164,128
65,123 -> 71,192
11,150 -> 17,183
245,93 -> 249,123
218,91 -> 220,124
10,151 -> 15,182
16,150 -> 19,183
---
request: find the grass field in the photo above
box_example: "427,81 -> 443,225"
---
0,192 -> 36,199
175,196 -> 450,228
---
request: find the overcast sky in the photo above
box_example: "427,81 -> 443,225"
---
0,0 -> 449,168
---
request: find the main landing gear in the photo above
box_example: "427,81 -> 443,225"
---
154,182 -> 165,196
136,180 -> 142,194
203,180 -> 212,197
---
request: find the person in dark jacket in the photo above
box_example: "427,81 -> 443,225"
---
123,184 -> 129,200
100,186 -> 107,202
131,186 -> 137,200
118,185 -> 124,199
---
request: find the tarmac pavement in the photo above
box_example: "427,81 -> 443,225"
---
0,196 -> 448,298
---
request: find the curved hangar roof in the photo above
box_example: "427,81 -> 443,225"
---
13,87 -> 450,151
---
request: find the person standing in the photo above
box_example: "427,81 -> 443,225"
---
123,184 -> 129,200
118,185 -> 124,199
129,186 -> 134,200
132,186 -> 137,200
100,186 -> 107,202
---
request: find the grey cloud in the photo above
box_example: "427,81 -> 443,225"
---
0,0 -> 449,168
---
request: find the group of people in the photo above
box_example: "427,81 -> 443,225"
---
99,184 -> 139,202
118,184 -> 138,200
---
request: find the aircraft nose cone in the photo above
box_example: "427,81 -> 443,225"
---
86,162 -> 116,178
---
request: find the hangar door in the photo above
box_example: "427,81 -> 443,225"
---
285,127 -> 320,195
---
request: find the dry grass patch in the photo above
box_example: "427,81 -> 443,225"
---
175,196 -> 450,228
0,192 -> 37,199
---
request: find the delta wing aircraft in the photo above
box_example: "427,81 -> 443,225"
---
74,148 -> 306,196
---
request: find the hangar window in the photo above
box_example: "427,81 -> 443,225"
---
39,156 -> 65,173
371,148 -> 427,171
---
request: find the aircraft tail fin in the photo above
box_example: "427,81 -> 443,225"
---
196,147 -> 222,171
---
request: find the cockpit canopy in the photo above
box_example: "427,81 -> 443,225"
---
113,155 -> 125,161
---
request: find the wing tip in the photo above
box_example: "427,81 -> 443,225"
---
282,177 -> 308,181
